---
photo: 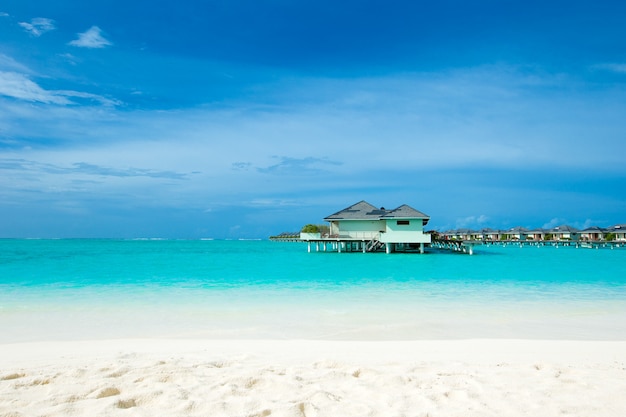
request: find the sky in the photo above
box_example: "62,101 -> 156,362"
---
1,0 -> 625,238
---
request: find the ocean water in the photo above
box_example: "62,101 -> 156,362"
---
1,239 -> 625,342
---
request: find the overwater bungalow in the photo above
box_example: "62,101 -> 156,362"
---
506,226 -> 531,241
607,224 -> 626,241
477,228 -> 498,241
527,228 -> 546,241
549,225 -> 580,241
580,226 -> 605,241
439,230 -> 454,240
453,228 -> 477,241
300,200 -> 431,253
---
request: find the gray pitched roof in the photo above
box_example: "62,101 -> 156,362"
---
324,201 -> 382,221
324,201 -> 429,221
551,225 -> 579,233
582,226 -> 605,232
508,226 -> 530,233
381,204 -> 429,219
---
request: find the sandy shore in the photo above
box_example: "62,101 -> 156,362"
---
2,339 -> 626,416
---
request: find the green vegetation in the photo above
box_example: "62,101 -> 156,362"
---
301,224 -> 320,233
270,224 -> 330,240
300,224 -> 330,235
606,232 -> 616,241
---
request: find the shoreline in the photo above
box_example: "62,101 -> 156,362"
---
3,339 -> 626,416
3,338 -> 626,366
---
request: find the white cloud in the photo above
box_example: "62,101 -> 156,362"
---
0,71 -> 120,106
455,215 -> 489,229
579,219 -> 599,230
18,17 -> 56,37
0,71 -> 70,104
58,53 -> 80,66
542,218 -> 566,229
0,12 -> 9,17
69,26 -> 112,48
0,54 -> 32,73
592,63 -> 626,74
247,199 -> 301,207
56,90 -> 121,107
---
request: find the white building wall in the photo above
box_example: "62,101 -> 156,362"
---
380,219 -> 431,243
334,220 -> 385,239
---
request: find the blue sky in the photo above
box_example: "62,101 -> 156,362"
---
1,1 -> 625,238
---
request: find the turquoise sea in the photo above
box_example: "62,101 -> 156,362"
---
1,239 -> 625,342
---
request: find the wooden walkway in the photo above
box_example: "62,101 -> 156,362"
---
430,239 -> 479,255
479,240 -> 625,249
432,239 -> 626,254
276,236 -> 626,255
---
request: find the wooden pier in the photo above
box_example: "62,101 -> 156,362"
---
299,238 -> 427,254
277,236 -> 625,255
479,240 -> 625,249
430,239 -> 480,255
433,239 -> 625,253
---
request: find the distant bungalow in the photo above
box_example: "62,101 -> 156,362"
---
440,223 -> 626,243
300,200 -> 431,253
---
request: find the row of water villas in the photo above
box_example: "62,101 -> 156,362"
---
297,201 -> 626,255
439,224 -> 626,247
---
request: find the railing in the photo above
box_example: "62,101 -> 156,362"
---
365,233 -> 382,252
337,231 -> 382,240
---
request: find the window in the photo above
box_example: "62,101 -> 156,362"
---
397,220 -> 410,225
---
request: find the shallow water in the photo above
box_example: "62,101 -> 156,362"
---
1,239 -> 625,342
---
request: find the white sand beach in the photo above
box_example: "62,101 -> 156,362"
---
2,339 -> 626,417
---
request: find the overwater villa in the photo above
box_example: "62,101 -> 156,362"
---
441,223 -> 626,243
300,200 -> 431,253
581,226 -> 606,241
607,224 -> 626,241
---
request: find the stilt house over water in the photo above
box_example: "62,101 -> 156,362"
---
301,200 -> 431,253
